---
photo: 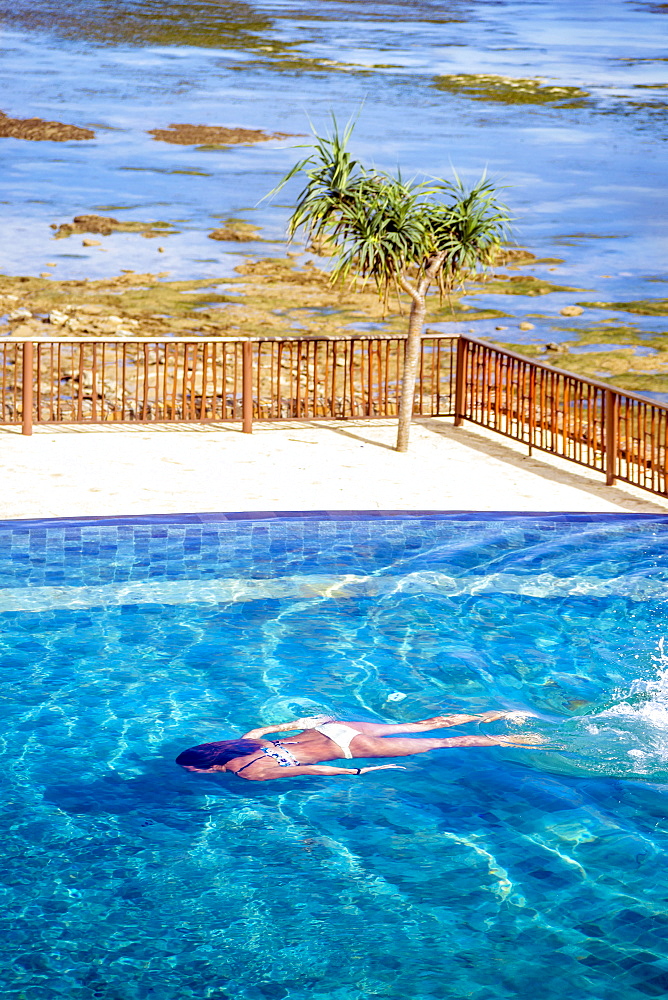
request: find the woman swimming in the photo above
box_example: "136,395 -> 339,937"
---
175,711 -> 540,781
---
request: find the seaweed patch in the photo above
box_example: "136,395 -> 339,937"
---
468,274 -> 580,297
208,220 -> 263,242
433,74 -> 591,107
0,111 -> 95,142
577,298 -> 668,317
147,124 -> 299,146
51,216 -> 178,240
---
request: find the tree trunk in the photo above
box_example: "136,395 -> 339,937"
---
396,253 -> 445,452
396,292 -> 426,452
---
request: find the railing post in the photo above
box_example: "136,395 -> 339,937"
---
22,341 -> 34,436
242,340 -> 253,433
528,365 -> 536,456
454,336 -> 467,426
605,387 -> 617,485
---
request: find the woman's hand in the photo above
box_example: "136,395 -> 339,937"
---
294,714 -> 335,728
242,715 -> 335,739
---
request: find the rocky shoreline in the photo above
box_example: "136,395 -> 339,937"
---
1,252 -> 666,397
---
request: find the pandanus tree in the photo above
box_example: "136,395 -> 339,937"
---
272,120 -> 512,451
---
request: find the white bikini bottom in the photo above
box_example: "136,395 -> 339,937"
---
314,721 -> 360,759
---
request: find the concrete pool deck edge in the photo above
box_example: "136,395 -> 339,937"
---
1,417 -> 666,519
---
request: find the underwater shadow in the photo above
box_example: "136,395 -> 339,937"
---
41,746 -> 332,831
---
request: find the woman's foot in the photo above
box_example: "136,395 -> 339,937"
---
478,711 -> 537,724
495,733 -> 544,746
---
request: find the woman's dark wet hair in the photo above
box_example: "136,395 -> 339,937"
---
176,738 -> 264,770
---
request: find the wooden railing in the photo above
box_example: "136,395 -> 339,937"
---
454,337 -> 667,497
2,333 -> 666,497
1,334 -> 457,432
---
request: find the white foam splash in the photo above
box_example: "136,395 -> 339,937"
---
601,637 -> 668,730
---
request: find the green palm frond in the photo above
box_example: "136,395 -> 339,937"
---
430,175 -> 511,286
329,179 -> 433,288
270,118 -> 511,300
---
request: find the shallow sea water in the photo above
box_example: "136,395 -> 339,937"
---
2,511 -> 668,999
1,0 -> 667,330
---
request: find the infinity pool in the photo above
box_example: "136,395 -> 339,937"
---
2,511 -> 668,1000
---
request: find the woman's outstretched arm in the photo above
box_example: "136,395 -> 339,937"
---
237,763 -> 406,781
241,722 -> 299,739
242,714 -> 333,739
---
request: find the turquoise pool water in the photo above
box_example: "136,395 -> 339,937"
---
2,511 -> 668,1000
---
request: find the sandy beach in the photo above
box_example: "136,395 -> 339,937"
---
2,416 -> 665,520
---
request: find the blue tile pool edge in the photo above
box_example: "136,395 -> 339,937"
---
1,509 -> 668,531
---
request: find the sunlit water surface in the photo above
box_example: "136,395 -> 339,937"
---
2,511 -> 668,999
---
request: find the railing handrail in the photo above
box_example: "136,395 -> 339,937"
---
459,334 -> 668,413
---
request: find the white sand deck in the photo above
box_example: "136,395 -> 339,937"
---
1,417 -> 666,520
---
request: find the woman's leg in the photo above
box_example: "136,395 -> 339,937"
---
350,733 -> 509,757
345,712 -> 502,738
